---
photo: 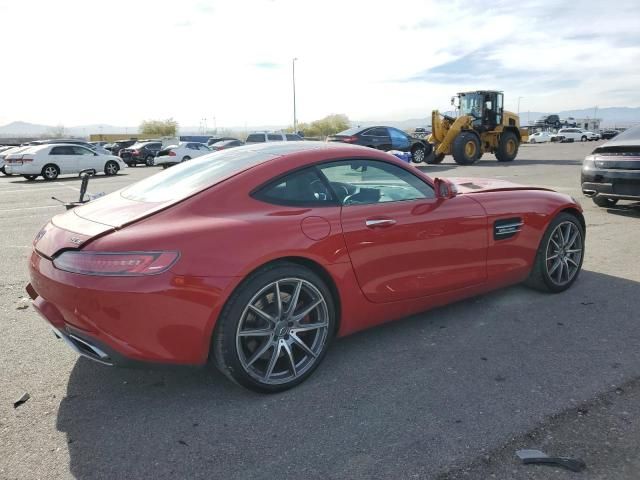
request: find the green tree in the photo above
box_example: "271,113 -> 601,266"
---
139,118 -> 179,137
288,114 -> 350,139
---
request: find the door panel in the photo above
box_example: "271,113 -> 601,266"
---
340,196 -> 488,303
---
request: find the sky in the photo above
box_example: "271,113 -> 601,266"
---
1,0 -> 639,129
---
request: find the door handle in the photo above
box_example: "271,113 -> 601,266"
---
365,218 -> 396,228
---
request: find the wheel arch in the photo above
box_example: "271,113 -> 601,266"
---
559,206 -> 586,236
503,126 -> 521,142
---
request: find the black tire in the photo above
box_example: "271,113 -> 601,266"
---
182,156 -> 191,162
145,155 -> 155,167
161,164 -> 169,169
213,262 -> 335,393
452,131 -> 481,165
104,160 -> 119,176
41,164 -> 59,181
593,196 -> 618,208
581,136 -> 587,142
530,139 -> 536,144
410,143 -> 431,164
427,152 -> 445,164
495,131 -> 519,162
22,175 -> 37,181
525,212 -> 585,293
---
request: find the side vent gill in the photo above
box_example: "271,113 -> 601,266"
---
494,217 -> 523,240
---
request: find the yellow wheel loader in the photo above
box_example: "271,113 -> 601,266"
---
427,90 -> 528,165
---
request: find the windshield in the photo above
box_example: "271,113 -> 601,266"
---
121,145 -> 281,203
336,127 -> 360,136
459,92 -> 483,117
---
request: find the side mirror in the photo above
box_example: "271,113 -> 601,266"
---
434,177 -> 457,199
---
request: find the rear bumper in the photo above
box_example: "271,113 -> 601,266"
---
581,168 -> 640,200
28,250 -> 234,366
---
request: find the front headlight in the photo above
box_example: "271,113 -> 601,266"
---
582,156 -> 595,170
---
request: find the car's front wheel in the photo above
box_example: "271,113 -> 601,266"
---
213,263 -> 334,393
525,212 -> 585,293
411,143 -> 431,164
581,136 -> 588,142
41,164 -> 60,181
145,155 -> 155,166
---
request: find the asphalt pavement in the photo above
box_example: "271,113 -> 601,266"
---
1,142 -> 639,479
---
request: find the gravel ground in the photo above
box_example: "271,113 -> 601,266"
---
1,142 -> 639,479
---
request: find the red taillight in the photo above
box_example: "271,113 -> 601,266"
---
342,136 -> 358,143
169,151 -> 176,156
21,155 -> 34,162
53,251 -> 179,276
132,149 -> 140,157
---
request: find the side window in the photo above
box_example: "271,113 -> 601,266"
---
50,146 -> 68,155
388,128 -> 408,141
72,146 -> 95,155
267,134 -> 282,141
254,168 -> 335,206
363,127 -> 387,137
199,144 -> 210,151
319,160 -> 434,205
187,143 -> 198,150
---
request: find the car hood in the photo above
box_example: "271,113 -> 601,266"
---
448,177 -> 553,194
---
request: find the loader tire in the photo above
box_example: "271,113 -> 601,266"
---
496,131 -> 519,162
452,132 -> 480,165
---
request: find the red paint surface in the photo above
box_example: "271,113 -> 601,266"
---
28,144 -> 583,365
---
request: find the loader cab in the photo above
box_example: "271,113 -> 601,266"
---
457,90 -> 504,131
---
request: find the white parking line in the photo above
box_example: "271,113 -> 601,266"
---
0,205 -> 59,212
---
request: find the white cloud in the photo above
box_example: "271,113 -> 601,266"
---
0,0 -> 639,128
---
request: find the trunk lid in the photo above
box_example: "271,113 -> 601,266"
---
35,192 -> 172,258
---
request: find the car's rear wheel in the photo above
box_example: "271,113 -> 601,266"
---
213,263 -> 334,393
104,161 -> 119,176
593,196 -> 618,208
525,212 -> 585,293
581,136 -> 587,142
41,164 -> 59,181
145,155 -> 155,167
182,156 -> 191,162
22,175 -> 37,181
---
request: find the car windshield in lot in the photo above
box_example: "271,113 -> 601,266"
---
122,146 -> 280,203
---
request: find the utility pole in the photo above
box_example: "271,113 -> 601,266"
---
517,96 -> 523,116
292,57 -> 298,133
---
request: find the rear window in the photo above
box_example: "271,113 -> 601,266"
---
121,146 -> 280,203
336,127 -> 360,136
246,134 -> 265,143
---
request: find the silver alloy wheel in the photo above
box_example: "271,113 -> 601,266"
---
236,278 -> 329,385
413,146 -> 425,162
545,221 -> 583,286
44,165 -> 58,179
105,162 -> 118,175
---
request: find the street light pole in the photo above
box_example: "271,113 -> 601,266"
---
517,96 -> 523,116
292,57 -> 298,133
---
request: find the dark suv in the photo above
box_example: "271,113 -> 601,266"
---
120,141 -> 162,166
108,140 -> 138,157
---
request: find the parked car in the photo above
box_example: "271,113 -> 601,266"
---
1,145 -> 32,175
245,132 -> 289,144
155,142 -> 211,168
285,133 -> 304,141
207,136 -> 240,146
109,140 -> 138,156
209,139 -> 244,151
587,131 -> 601,141
534,115 -> 561,129
89,141 -> 109,148
551,128 -> 591,142
26,142 -> 584,392
120,141 -> 162,166
327,126 -> 432,163
528,132 -> 552,143
582,125 -> 640,208
4,143 -> 127,180
600,130 -> 620,140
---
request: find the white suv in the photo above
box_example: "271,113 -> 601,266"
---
245,132 -> 303,144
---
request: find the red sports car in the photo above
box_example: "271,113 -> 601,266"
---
27,143 -> 585,392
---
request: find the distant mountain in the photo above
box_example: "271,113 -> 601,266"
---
1,107 -> 638,138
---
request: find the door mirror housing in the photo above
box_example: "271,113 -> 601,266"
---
434,178 -> 458,199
